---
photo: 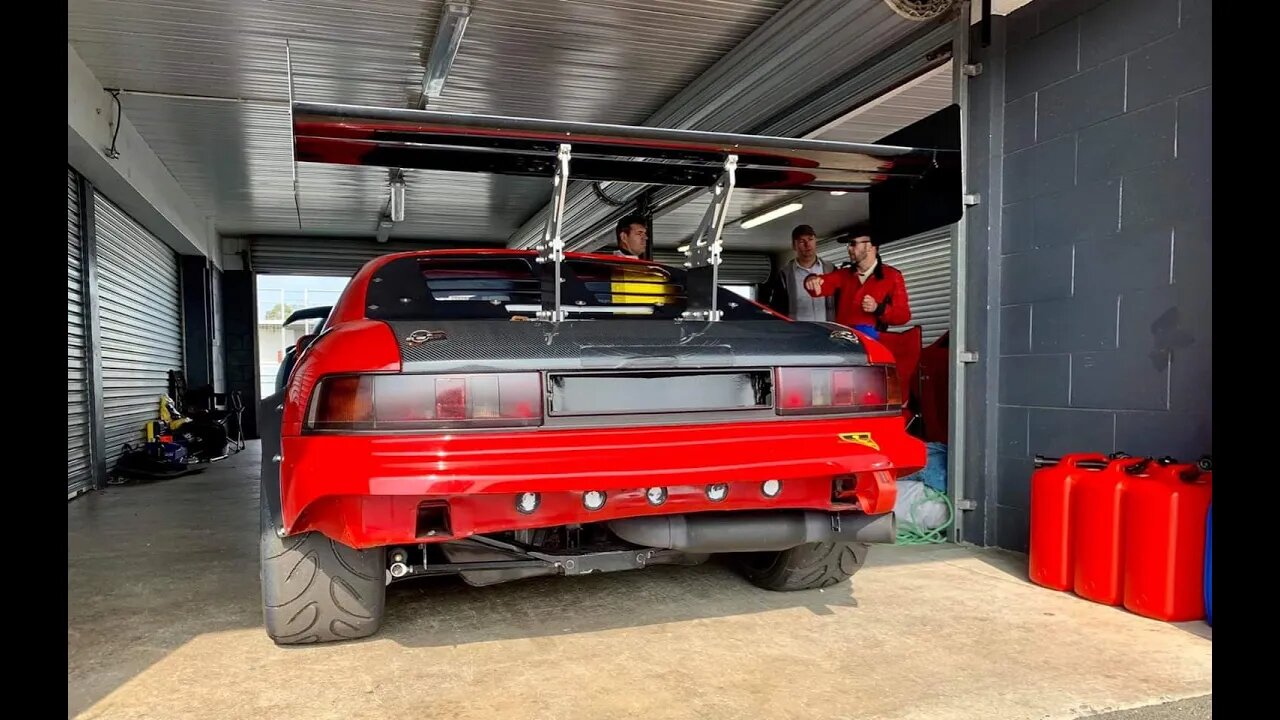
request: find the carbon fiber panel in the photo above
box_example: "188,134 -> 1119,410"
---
389,319 -> 867,373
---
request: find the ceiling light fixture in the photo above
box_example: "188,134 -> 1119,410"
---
830,191 -> 848,196
421,1 -> 473,104
740,202 -> 803,230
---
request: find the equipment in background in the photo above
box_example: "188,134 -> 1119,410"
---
115,372 -> 246,486
168,370 -> 247,459
1121,456 -> 1213,622
895,441 -> 950,544
1028,452 -> 1213,624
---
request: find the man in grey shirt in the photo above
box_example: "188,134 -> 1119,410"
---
760,224 -> 837,320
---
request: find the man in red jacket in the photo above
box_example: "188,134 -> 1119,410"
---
802,224 -> 911,334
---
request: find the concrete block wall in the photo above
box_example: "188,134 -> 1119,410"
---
968,0 -> 1211,551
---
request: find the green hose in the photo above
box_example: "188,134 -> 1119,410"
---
895,484 -> 954,545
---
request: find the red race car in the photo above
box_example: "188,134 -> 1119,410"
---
260,101 -> 959,644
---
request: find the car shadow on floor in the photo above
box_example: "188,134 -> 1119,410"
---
371,556 -> 860,649
68,451 -> 895,709
364,542 -> 1010,650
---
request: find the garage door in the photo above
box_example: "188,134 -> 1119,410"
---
68,169 -> 93,496
94,193 -> 184,472
250,237 -> 469,276
821,228 -> 952,344
651,251 -> 772,286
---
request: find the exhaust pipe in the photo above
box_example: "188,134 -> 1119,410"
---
609,511 -> 897,553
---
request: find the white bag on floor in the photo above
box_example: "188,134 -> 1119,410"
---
895,479 -> 949,531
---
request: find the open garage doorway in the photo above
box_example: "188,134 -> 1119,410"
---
255,274 -> 348,399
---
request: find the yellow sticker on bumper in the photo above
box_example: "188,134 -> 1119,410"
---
838,432 -> 880,451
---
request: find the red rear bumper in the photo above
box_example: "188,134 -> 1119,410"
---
281,416 -> 924,549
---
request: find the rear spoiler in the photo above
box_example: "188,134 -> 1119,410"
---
282,306 -> 332,326
293,101 -> 956,193
292,101 -> 961,321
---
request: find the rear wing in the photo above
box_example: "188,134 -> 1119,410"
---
292,101 -> 961,322
282,305 -> 332,326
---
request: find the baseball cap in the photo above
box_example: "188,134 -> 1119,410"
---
791,224 -> 816,240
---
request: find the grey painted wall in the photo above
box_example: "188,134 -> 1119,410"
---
221,270 -> 260,439
181,256 -> 214,390
179,259 -> 227,395
211,267 -> 226,394
955,13 -> 1005,547
965,0 -> 1211,551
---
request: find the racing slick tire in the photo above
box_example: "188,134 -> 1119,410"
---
736,540 -> 870,591
259,496 -> 387,645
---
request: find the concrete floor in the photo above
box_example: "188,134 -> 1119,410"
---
69,441 -> 1211,720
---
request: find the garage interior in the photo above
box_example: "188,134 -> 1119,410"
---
67,0 -> 1212,718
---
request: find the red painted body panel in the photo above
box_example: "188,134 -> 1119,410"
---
279,249 -> 924,549
283,319 -> 401,435
281,415 -> 922,548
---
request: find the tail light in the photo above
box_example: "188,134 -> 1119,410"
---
307,373 -> 543,431
775,365 -> 901,415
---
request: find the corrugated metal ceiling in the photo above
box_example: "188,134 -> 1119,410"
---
69,0 -> 950,250
809,59 -> 955,145
69,0 -> 785,241
508,1 -> 952,249
637,62 -> 955,254
428,0 -> 789,123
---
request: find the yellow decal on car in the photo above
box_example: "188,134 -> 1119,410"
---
838,432 -> 879,451
611,266 -> 677,305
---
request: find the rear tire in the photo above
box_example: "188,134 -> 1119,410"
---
736,541 -> 870,591
259,497 -> 387,644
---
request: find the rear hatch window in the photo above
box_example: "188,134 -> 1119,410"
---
364,255 -> 773,321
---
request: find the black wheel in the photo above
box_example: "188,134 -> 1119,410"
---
735,541 -> 870,591
259,496 -> 387,645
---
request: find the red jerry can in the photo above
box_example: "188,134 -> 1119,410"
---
1123,457 -> 1213,622
1072,456 -> 1150,605
1028,453 -> 1110,591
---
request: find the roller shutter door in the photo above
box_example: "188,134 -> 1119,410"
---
250,237 -> 457,276
251,236 -> 774,286
651,251 -> 772,285
94,193 -> 184,472
68,169 -> 93,496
